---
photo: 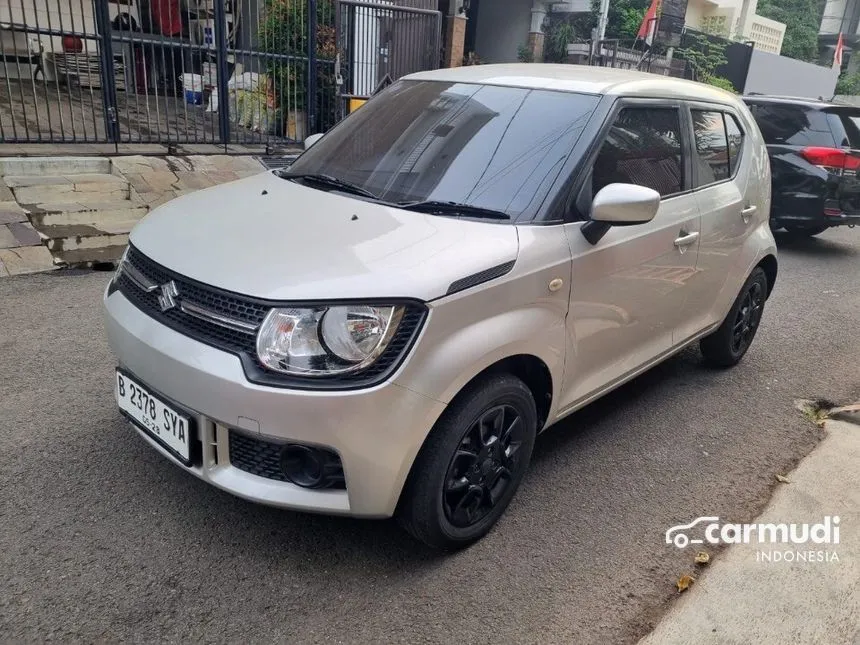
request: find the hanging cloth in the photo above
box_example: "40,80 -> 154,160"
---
150,0 -> 182,37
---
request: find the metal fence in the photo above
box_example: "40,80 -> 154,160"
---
0,0 -> 440,152
582,40 -> 689,79
337,0 -> 440,109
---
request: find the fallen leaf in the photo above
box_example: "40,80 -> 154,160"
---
676,574 -> 695,593
694,551 -> 710,565
776,474 -> 791,484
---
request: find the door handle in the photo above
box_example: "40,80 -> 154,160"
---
674,231 -> 699,250
741,205 -> 757,223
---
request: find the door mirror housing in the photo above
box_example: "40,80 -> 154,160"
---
304,133 -> 324,150
581,183 -> 661,245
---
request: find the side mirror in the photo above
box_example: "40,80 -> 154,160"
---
581,183 -> 661,245
304,133 -> 324,150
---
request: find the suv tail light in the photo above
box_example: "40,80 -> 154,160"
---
800,147 -> 860,175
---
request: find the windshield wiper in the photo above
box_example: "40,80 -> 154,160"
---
279,172 -> 380,200
396,200 -> 511,220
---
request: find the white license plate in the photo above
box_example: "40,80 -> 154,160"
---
116,371 -> 192,462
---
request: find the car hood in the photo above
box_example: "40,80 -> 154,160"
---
129,171 -> 520,301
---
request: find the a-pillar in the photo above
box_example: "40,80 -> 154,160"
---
444,0 -> 467,67
528,1 -> 547,62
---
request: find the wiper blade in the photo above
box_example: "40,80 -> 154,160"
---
280,172 -> 379,200
396,200 -> 511,220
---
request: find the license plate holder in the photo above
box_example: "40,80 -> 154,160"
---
115,369 -> 195,466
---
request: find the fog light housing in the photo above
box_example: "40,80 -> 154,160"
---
280,444 -> 345,489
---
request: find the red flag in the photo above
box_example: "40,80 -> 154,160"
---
637,0 -> 661,43
834,32 -> 845,68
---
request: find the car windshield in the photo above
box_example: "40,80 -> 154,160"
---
284,80 -> 600,221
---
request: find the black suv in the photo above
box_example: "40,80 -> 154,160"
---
743,95 -> 860,236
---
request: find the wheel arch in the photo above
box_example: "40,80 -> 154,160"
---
395,353 -> 554,511
756,253 -> 778,298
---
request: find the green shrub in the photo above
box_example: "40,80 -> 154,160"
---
260,0 -> 336,137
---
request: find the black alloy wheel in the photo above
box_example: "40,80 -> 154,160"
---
397,373 -> 537,550
700,267 -> 769,368
442,404 -> 525,528
730,280 -> 764,356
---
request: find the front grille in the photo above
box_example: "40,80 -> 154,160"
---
116,245 -> 427,389
116,245 -> 266,355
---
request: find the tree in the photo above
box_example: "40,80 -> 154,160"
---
590,0 -> 650,43
756,0 -> 826,62
676,33 -> 736,91
543,12 -> 594,63
836,71 -> 860,95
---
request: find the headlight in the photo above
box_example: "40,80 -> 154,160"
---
256,305 -> 404,376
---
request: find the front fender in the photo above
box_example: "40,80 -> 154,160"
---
394,278 -> 569,420
387,280 -> 569,511
411,304 -> 566,408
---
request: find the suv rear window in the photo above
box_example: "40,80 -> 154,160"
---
746,103 -> 836,147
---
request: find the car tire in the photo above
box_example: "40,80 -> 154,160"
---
700,267 -> 768,368
783,224 -> 828,237
397,373 -> 537,551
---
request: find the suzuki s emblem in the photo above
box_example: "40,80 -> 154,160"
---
157,281 -> 180,311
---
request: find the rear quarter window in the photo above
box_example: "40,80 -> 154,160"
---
824,109 -> 860,148
747,103 -> 836,147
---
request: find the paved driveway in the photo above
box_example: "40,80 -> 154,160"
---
2,230 -> 859,644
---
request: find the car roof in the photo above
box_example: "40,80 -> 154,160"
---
741,94 -> 836,108
403,64 -> 741,105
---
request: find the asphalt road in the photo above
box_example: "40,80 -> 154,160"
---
2,229 -> 859,644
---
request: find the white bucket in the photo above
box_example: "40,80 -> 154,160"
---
180,73 -> 204,105
180,73 -> 204,92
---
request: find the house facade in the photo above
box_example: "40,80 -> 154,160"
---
686,0 -> 786,54
443,0 -> 786,68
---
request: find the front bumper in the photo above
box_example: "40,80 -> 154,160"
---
103,287 -> 446,518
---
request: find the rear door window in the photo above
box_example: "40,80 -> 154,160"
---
725,114 -> 744,173
591,107 -> 684,197
692,110 -> 730,186
747,104 -> 835,147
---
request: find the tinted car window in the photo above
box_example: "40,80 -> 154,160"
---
692,110 -> 730,185
285,80 -> 600,221
747,103 -> 836,147
725,113 -> 744,173
592,107 -> 684,197
824,109 -> 860,148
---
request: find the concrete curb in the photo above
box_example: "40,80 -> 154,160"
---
639,419 -> 859,645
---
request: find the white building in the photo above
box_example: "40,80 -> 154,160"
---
687,0 -> 786,54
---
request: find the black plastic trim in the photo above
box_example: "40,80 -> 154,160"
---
446,260 -> 516,296
228,429 -> 346,489
581,221 -> 611,245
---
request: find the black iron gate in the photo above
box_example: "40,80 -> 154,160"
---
0,0 -> 439,151
336,0 -> 440,115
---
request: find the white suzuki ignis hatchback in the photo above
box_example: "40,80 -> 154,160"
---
104,65 -> 776,550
